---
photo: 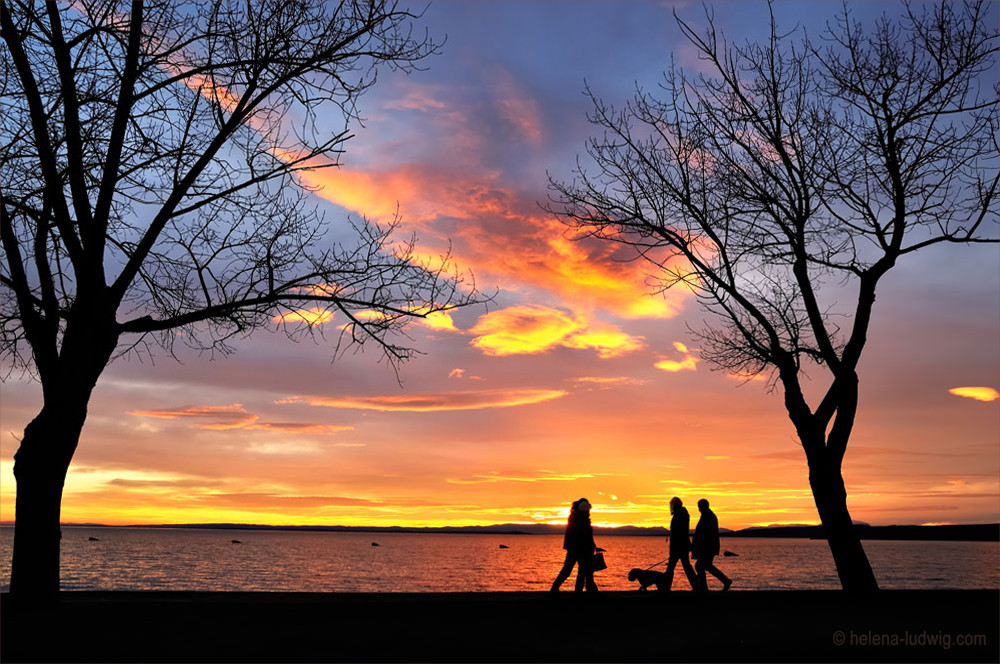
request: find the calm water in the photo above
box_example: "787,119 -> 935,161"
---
0,526 -> 997,592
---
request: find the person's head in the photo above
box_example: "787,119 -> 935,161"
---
575,498 -> 592,513
669,496 -> 682,514
698,498 -> 710,513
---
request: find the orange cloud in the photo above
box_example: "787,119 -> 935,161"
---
566,325 -> 646,359
655,357 -> 698,372
468,305 -> 644,358
188,74 -> 242,114
542,233 -> 681,319
171,61 -> 682,322
299,164 -> 467,224
447,470 -> 615,485
294,283 -> 341,297
199,416 -> 261,430
272,308 -> 335,327
249,422 -> 353,434
469,305 -> 580,356
128,404 -> 350,434
278,388 -> 568,412
728,371 -> 767,382
332,307 -> 458,333
654,341 -> 700,372
343,309 -> 391,323
406,306 -> 460,333
948,387 -> 1000,402
448,368 -> 483,381
159,52 -> 245,116
292,161 -> 688,320
570,376 -> 646,387
129,404 -> 254,426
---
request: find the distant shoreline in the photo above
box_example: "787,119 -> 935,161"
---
4,521 -> 995,541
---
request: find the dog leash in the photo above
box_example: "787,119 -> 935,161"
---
644,557 -> 669,570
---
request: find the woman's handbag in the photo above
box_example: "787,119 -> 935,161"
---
591,551 -> 607,572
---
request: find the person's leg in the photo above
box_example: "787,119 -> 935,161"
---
664,554 -> 678,590
550,552 -> 575,592
579,553 -> 598,591
680,554 -> 698,590
694,558 -> 708,592
709,565 -> 731,587
705,556 -> 731,589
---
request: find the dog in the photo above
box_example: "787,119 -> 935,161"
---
628,568 -> 670,591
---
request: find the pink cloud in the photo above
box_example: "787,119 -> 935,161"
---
491,67 -> 543,143
128,404 -> 351,434
278,388 -> 568,412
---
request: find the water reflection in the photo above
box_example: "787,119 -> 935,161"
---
0,527 -> 996,592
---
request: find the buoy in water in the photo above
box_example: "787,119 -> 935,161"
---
371,542 -> 380,547
231,539 -> 242,544
723,550 -> 738,557
499,545 -> 509,549
88,537 -> 100,542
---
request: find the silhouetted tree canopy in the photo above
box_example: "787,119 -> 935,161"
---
549,0 -> 998,592
1,0 -> 476,379
0,0 -> 478,596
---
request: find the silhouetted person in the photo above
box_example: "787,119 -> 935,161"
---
550,498 -> 601,592
692,498 -> 732,592
664,497 -> 698,590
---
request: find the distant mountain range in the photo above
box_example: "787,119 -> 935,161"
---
724,523 -> 999,542
56,521 -> 999,542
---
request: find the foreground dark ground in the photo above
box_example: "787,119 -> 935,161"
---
2,590 -> 997,663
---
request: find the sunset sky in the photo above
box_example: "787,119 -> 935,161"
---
1,1 -> 997,530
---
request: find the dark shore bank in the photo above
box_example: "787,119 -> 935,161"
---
2,590 -> 997,663
65,522 -> 1000,541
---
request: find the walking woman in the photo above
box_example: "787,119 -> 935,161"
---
550,498 -> 601,592
664,496 -> 698,590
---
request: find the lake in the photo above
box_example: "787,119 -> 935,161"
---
0,526 -> 997,592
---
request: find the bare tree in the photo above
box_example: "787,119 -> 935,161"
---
549,1 -> 998,592
1,0 -> 478,596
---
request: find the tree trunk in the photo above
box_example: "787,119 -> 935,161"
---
9,306 -> 118,597
9,399 -> 89,597
808,455 -> 879,593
